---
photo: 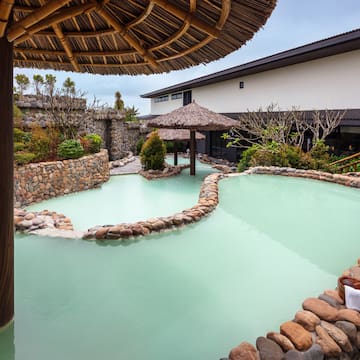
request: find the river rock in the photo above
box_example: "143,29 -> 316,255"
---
302,298 -> 338,321
337,309 -> 360,326
318,294 -> 343,309
315,325 -> 342,357
295,310 -> 321,331
266,332 -> 295,352
95,227 -> 110,239
256,336 -> 283,360
320,321 -> 352,352
303,344 -> 324,360
334,321 -> 357,343
280,321 -> 312,351
282,350 -> 304,360
323,289 -> 344,305
229,342 -> 258,360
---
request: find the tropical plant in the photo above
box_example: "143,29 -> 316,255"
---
140,131 -> 166,170
15,74 -> 30,98
33,74 -> 44,96
83,134 -> 102,153
62,77 -> 76,97
114,91 -> 124,111
124,105 -> 139,122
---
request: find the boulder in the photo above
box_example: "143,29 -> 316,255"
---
229,342 -> 258,360
302,298 -> 338,321
256,336 -> 283,360
280,321 -> 312,351
315,325 -> 342,357
266,332 -> 295,352
295,310 -> 321,331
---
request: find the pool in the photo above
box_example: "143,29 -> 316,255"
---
1,169 -> 360,360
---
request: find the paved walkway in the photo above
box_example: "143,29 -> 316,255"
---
110,156 -> 142,175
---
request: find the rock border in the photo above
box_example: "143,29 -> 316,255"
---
139,163 -> 190,180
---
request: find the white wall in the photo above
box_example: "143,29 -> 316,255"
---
150,50 -> 360,114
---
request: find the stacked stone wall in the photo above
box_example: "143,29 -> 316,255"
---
14,150 -> 109,207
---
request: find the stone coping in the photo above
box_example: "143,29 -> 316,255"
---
138,163 -> 190,180
14,166 -> 360,359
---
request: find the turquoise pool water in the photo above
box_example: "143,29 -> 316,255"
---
1,170 -> 360,360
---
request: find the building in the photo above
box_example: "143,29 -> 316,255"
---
141,29 -> 360,161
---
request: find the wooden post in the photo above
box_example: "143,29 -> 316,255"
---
190,130 -> 196,175
0,35 -> 14,328
173,142 -> 178,166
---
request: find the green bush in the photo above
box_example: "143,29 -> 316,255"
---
140,131 -> 166,170
28,126 -> 50,161
237,144 -> 261,172
14,142 -> 25,152
136,136 -> 145,155
58,139 -> 84,159
14,127 -> 31,143
14,151 -> 36,165
83,134 -> 102,153
310,140 -> 330,161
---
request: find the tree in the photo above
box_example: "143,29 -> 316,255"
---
140,131 -> 166,170
114,91 -> 124,111
32,74 -> 44,96
15,74 -> 30,98
124,105 -> 139,122
44,74 -> 56,97
62,77 -> 76,97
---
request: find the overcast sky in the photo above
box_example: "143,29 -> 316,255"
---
14,0 -> 360,115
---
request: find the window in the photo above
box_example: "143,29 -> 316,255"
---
239,81 -> 244,89
154,95 -> 169,103
171,92 -> 183,100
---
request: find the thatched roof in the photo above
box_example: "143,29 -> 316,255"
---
148,101 -> 239,130
3,0 -> 277,75
147,128 -> 205,141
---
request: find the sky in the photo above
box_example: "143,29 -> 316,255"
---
14,0 -> 360,115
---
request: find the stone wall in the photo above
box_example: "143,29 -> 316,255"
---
14,150 -> 110,207
16,95 -> 149,161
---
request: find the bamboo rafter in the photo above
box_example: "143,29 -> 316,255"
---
152,0 -> 219,38
0,0 -> 15,37
96,5 -> 158,67
12,2 -> 97,44
7,0 -> 73,42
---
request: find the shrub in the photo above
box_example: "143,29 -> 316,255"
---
14,142 -> 25,152
310,140 -> 330,161
58,139 -> 84,159
237,144 -> 261,172
83,134 -> 102,153
140,131 -> 166,170
28,126 -> 50,161
14,152 -> 36,165
14,127 -> 31,143
46,126 -> 61,160
136,136 -> 145,155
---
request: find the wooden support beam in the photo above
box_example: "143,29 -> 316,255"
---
96,7 -> 158,68
0,35 -> 14,329
0,0 -> 14,37
125,1 -> 154,30
52,24 -> 80,72
7,0 -> 72,42
190,130 -> 196,176
11,2 -> 96,44
152,0 -> 219,38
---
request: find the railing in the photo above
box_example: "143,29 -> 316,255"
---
329,151 -> 360,173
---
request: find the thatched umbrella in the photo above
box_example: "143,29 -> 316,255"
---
0,0 -> 276,327
148,102 -> 239,175
147,129 -> 205,165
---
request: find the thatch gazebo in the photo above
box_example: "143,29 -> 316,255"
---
147,129 -> 205,165
148,101 -> 239,175
0,0 -> 277,328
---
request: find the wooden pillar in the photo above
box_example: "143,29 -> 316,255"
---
190,130 -> 196,176
173,142 -> 178,166
0,35 -> 14,328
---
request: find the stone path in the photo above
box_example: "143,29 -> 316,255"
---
110,156 -> 142,175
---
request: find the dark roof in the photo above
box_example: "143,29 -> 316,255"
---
141,28 -> 360,98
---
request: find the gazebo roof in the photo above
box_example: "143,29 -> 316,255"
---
3,0 -> 277,75
148,101 -> 239,130
147,128 -> 205,141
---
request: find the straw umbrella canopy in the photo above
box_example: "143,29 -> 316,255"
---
0,0 -> 277,328
148,101 -> 239,175
147,128 -> 205,165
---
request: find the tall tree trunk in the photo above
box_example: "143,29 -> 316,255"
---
0,35 -> 14,328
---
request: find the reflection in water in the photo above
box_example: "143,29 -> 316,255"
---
0,321 -> 14,360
